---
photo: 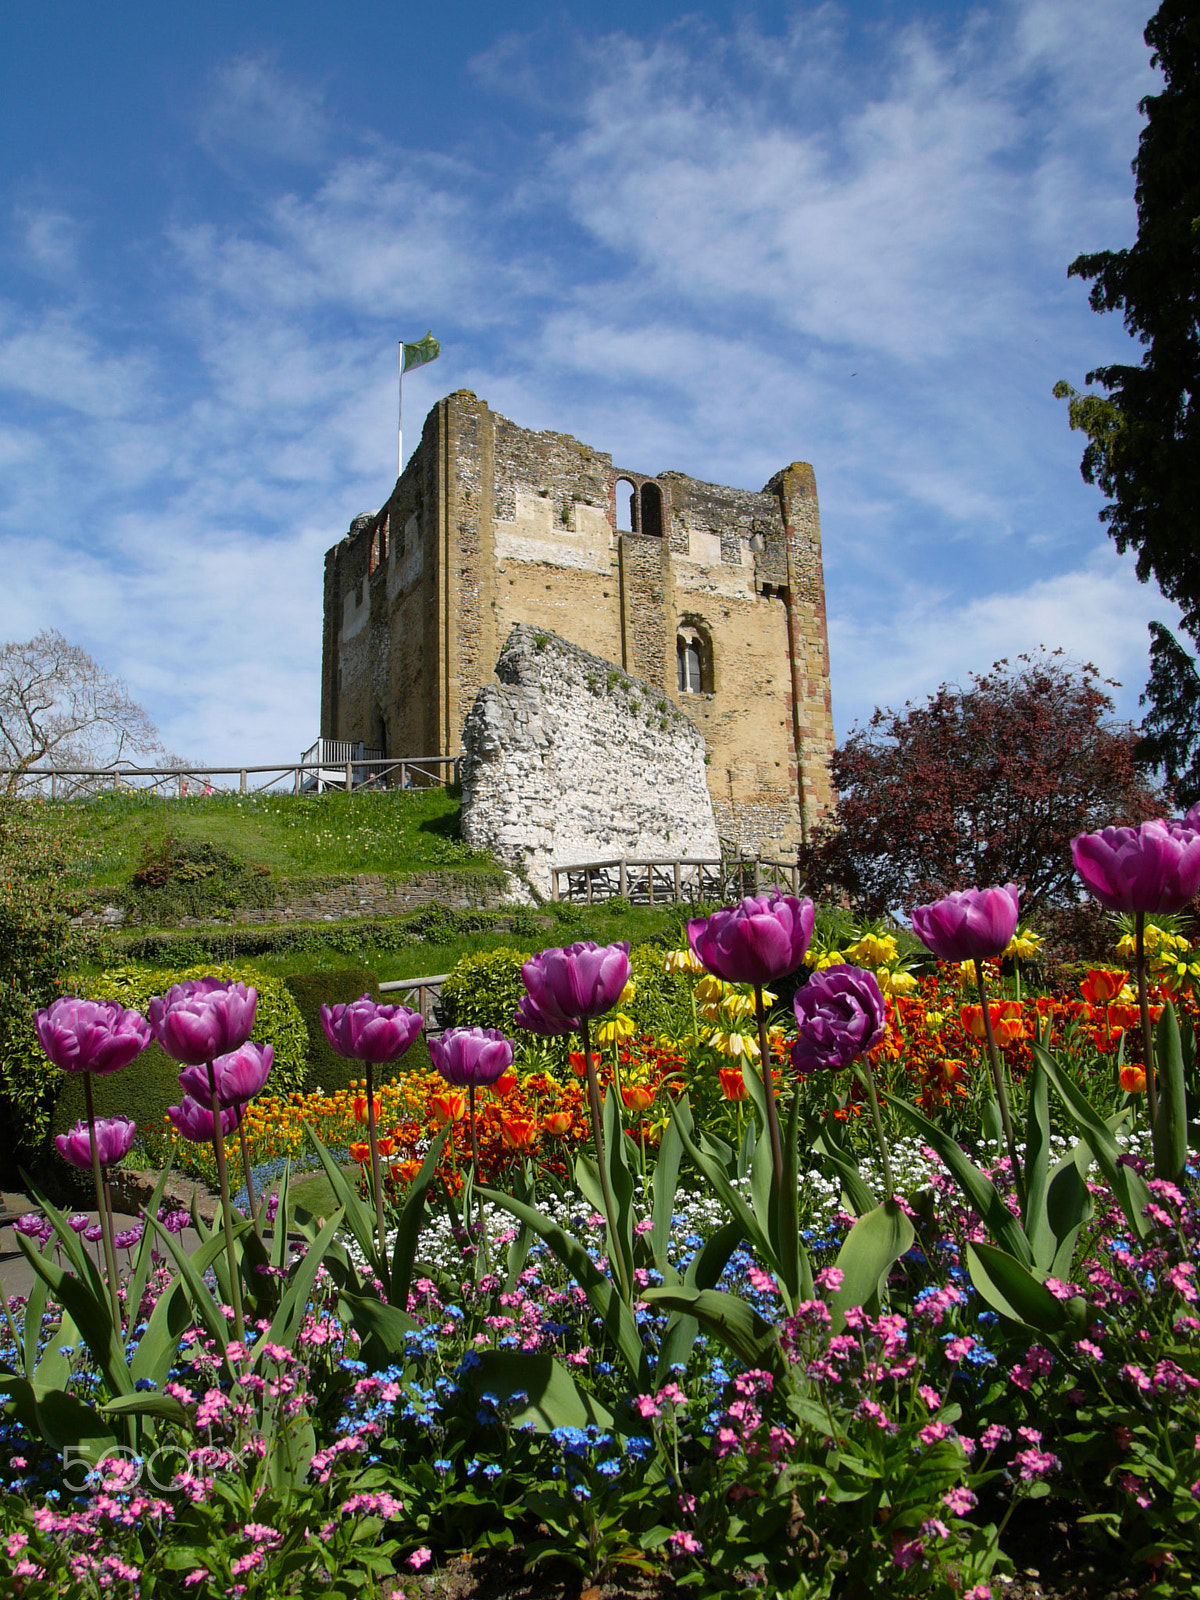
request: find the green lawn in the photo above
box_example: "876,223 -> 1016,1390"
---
65,787 -> 490,886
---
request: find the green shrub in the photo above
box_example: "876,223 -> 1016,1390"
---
625,942 -> 695,1037
47,963 -> 309,1165
286,968 -> 388,1094
440,946 -> 531,1033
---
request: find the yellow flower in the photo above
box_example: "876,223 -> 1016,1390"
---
595,1013 -> 636,1044
877,968 -> 917,996
1003,927 -> 1044,962
618,978 -> 637,1005
845,933 -> 899,967
695,975 -> 728,1006
720,990 -> 757,1020
663,947 -> 706,975
811,948 -> 848,970
706,1027 -> 760,1059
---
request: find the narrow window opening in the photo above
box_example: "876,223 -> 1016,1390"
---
615,477 -> 637,533
640,481 -> 663,537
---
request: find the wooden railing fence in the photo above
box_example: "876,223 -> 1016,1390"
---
549,853 -> 802,906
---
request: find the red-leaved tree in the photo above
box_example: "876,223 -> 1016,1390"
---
800,651 -> 1162,917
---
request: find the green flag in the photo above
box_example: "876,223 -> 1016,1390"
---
402,331 -> 440,372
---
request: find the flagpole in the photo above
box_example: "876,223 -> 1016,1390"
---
397,341 -> 403,479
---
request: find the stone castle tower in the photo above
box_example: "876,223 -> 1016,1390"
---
321,390 -> 835,853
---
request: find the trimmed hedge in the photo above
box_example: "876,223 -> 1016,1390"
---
50,963 -> 308,1162
439,947 -> 532,1034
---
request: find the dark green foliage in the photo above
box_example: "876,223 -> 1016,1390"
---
1057,1 -> 1200,762
439,947 -> 532,1033
1134,621 -> 1200,804
0,798 -> 85,1159
48,962 -> 309,1163
110,835 -> 281,924
282,968 -> 423,1094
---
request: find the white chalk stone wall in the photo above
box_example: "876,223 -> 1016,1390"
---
461,625 -> 720,896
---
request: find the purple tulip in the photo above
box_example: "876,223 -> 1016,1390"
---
319,996 -> 424,1063
166,1096 -> 240,1143
517,943 -> 631,1033
178,1042 -> 274,1108
687,893 -> 815,987
55,1114 -> 137,1171
147,979 -> 258,1066
1071,820 -> 1200,914
15,1213 -> 51,1242
34,997 -> 150,1076
429,1027 -> 514,1087
792,966 -> 886,1074
910,885 -> 1020,964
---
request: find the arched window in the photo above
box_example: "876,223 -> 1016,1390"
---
640,481 -> 663,537
615,477 -> 637,532
677,636 -> 703,693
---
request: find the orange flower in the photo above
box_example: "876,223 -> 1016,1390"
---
1091,1024 -> 1125,1054
429,1090 -> 467,1124
543,1111 -> 573,1136
569,1051 -> 603,1079
349,1142 -> 370,1164
353,1095 -> 382,1124
1080,968 -> 1126,1005
493,1072 -> 519,1098
993,1016 -> 1027,1048
500,1113 -> 538,1149
930,1058 -> 969,1093
1119,1064 -> 1147,1094
376,1136 -> 396,1158
718,1066 -> 748,1101
621,1083 -> 656,1112
389,1159 -> 422,1183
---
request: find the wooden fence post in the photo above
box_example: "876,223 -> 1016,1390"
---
673,860 -> 681,902
345,761 -> 353,792
240,770 -> 247,795
619,857 -> 627,898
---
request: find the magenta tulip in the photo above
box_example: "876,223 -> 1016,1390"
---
1071,820 -> 1200,914
166,1096 -> 240,1143
429,1027 -> 514,1087
792,966 -> 886,1074
319,996 -> 424,1063
147,979 -> 258,1066
517,942 -> 631,1032
55,1115 -> 137,1171
687,893 -> 814,986
910,885 -> 1020,963
34,997 -> 150,1076
178,1042 -> 273,1108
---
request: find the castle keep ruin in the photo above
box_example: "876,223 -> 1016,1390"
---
321,391 -> 835,854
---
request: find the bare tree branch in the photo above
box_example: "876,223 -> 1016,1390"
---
0,630 -> 168,797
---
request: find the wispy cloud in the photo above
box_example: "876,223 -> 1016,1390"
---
0,0 -> 1169,766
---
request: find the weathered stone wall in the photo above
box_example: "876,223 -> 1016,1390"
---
321,392 -> 836,859
460,626 -> 720,896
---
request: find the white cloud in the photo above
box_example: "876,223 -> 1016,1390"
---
199,55 -> 333,166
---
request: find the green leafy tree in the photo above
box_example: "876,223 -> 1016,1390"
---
798,652 -> 1160,918
1135,621 -> 1200,804
1055,0 -> 1200,785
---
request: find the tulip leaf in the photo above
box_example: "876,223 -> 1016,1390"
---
14,1240 -> 133,1399
388,1124 -> 449,1310
249,1208 -> 344,1368
828,1199 -> 914,1333
649,1108 -> 687,1271
145,1214 -> 256,1361
965,1242 -> 1086,1342
130,1274 -> 193,1392
814,1128 -> 877,1218
0,1375 -> 120,1460
776,1087 -> 805,1304
640,1286 -> 780,1376
463,1350 -> 615,1433
333,1291 -> 421,1364
124,1159 -> 178,1336
18,1173 -> 110,1305
887,1093 -> 1033,1264
655,1219 -> 743,1385
668,1105 -> 770,1268
601,1082 -> 637,1294
1022,1053 -> 1055,1270
21,1265 -> 52,1382
33,1308 -> 84,1393
1044,1146 -> 1094,1280
1153,1002 -> 1188,1185
1033,1043 -> 1154,1240
302,1123 -> 385,1282
479,1186 -> 648,1388
99,1391 -> 191,1427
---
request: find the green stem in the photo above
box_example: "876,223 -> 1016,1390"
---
581,1017 -> 631,1304
1135,913 -> 1159,1128
83,1072 -> 123,1329
973,959 -> 1024,1209
755,985 -> 784,1195
859,1059 -> 894,1200
205,1060 -> 245,1343
236,1109 -> 262,1240
364,1061 -> 388,1276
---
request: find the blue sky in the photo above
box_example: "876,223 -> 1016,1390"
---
0,0 -> 1173,765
